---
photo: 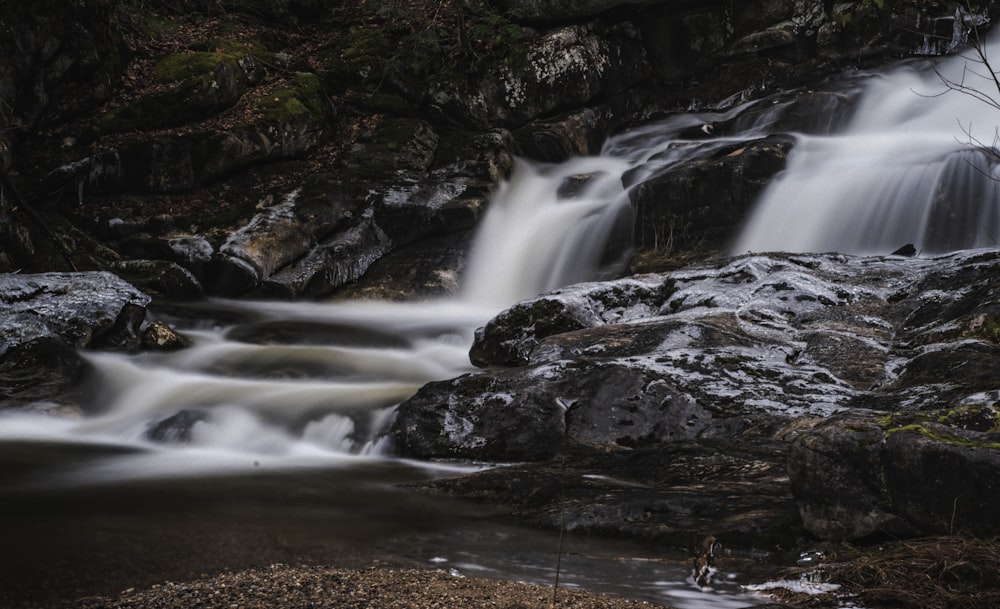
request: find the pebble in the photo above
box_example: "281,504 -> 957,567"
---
74,564 -> 670,609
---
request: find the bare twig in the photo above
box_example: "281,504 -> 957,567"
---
550,454 -> 567,609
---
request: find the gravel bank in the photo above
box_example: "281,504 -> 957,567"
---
73,564 -> 673,609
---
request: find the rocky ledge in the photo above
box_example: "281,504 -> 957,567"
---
393,248 -> 1000,550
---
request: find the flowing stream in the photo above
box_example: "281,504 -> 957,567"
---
5,27 -> 1000,609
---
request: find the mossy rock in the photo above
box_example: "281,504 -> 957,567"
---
336,117 -> 439,178
153,40 -> 265,82
322,26 -> 395,86
252,72 -> 326,122
100,41 -> 265,134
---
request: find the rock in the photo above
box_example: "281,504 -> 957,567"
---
493,0 -> 659,24
416,438 -> 803,549
141,321 -> 193,351
143,409 -> 208,443
0,272 -> 150,350
0,271 -> 149,408
628,135 -> 795,255
392,366 -> 569,461
0,321 -> 88,408
470,274 -> 675,367
396,250 -> 1000,545
883,421 -> 1000,538
257,219 -> 392,298
218,188 -> 360,284
426,23 -> 649,128
0,0 -> 127,139
99,43 -> 264,135
789,405 -> 1000,541
787,416 -> 912,540
332,231 -> 471,301
110,259 -> 205,300
47,112 -> 326,195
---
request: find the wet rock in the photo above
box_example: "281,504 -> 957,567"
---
143,409 -> 208,444
470,275 -> 675,367
333,231 -> 471,301
141,321 -> 193,351
789,403 -> 1000,541
0,272 -> 149,408
219,190 -> 355,283
397,250 -> 1000,544
258,219 -> 392,298
0,272 -> 150,350
393,366 -> 569,461
416,439 -> 803,549
0,323 -> 88,408
512,94 -> 648,161
371,128 -> 513,248
110,259 -> 205,300
628,135 -> 795,255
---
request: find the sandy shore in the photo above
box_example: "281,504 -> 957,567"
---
72,564 -> 677,609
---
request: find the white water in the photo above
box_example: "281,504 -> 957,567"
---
0,159 -> 647,479
1,138 -> 762,609
5,29 -> 1000,608
0,101 -> 768,476
731,33 -> 1000,255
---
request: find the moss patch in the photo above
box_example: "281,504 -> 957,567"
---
885,423 -> 1000,449
252,73 -> 325,122
154,40 -> 261,82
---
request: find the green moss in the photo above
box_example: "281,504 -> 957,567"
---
154,40 -> 260,82
969,313 -> 1000,343
252,73 -> 325,122
324,26 -> 394,85
322,0 -> 521,95
885,424 -> 1000,449
937,403 -> 1000,432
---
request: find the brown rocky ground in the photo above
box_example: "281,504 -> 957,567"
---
73,564 -> 672,609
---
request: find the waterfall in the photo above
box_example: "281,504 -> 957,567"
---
9,29 -> 1000,476
0,157 -> 645,480
460,156 -> 635,308
730,33 -> 1000,255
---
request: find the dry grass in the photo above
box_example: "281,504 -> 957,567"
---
835,536 -> 1000,609
757,536 -> 1000,609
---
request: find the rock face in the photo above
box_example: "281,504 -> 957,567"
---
394,249 -> 1000,542
2,0 -> 993,297
790,407 -> 1000,541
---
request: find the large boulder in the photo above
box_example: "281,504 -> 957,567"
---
629,135 -> 794,255
395,249 -> 1000,544
789,407 -> 1000,541
0,272 -> 149,408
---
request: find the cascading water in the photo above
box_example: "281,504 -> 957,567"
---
730,33 -> 1000,255
0,132 -> 763,609
7,27 -> 1000,609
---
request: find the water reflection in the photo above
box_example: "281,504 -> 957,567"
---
0,444 -> 763,609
